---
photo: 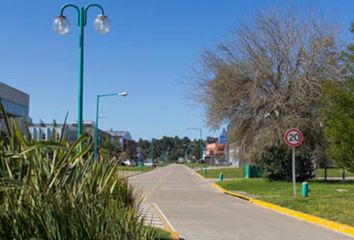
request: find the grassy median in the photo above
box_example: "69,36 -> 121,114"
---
197,167 -> 243,178
197,167 -> 354,179
219,179 -> 354,226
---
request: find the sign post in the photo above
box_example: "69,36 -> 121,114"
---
292,146 -> 296,197
284,128 -> 303,198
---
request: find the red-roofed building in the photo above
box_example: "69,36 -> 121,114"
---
205,143 -> 226,164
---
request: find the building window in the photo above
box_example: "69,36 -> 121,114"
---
0,98 -> 29,118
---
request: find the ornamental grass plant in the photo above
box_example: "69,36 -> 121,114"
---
0,104 -> 157,239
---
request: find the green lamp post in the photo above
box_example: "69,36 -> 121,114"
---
94,92 -> 128,161
187,127 -> 203,170
53,3 -> 111,139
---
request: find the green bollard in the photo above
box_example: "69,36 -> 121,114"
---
301,182 -> 308,197
204,168 -> 207,176
219,172 -> 224,182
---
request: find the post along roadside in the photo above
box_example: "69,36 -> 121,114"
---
284,128 -> 303,198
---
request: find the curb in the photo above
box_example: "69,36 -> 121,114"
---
125,171 -> 144,178
152,203 -> 181,240
195,171 -> 354,238
126,166 -> 160,179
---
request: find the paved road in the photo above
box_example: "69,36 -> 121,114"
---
130,164 -> 353,240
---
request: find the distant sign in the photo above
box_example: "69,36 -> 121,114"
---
219,128 -> 226,144
284,128 -> 303,147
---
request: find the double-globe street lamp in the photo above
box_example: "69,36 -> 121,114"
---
187,127 -> 203,170
53,3 -> 110,139
94,92 -> 128,161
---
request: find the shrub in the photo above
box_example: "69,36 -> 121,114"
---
256,144 -> 315,181
0,104 -> 157,239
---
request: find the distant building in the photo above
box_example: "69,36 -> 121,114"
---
30,121 -> 110,143
105,129 -> 136,159
29,123 -> 76,142
0,82 -> 29,118
72,121 -> 111,143
106,129 -> 132,149
28,120 -> 135,159
0,82 -> 30,135
206,143 -> 226,157
227,143 -> 241,167
205,143 -> 226,164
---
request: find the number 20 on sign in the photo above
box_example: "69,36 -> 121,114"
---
284,128 -> 303,198
285,128 -> 303,147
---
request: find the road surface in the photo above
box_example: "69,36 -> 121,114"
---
130,164 -> 352,240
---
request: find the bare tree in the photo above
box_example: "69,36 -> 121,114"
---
192,8 -> 343,158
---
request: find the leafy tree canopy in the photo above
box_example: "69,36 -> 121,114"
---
321,23 -> 354,172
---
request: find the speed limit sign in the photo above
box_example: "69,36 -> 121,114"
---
285,128 -> 303,198
284,128 -> 303,147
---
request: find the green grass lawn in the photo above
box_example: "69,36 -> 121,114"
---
219,178 -> 354,226
144,227 -> 173,240
197,167 -> 354,179
197,167 -> 243,178
186,162 -> 211,169
315,168 -> 354,178
155,229 -> 173,240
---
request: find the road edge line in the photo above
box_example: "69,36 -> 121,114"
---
152,203 -> 181,240
195,170 -> 206,180
194,170 -> 354,237
127,166 -> 162,179
250,198 -> 354,237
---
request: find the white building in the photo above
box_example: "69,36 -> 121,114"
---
29,123 -> 76,142
227,143 -> 241,167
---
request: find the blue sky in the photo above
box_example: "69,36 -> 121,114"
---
0,0 -> 353,140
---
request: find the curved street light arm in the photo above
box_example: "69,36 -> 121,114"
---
85,3 -> 105,15
84,3 -> 105,25
59,4 -> 80,26
98,93 -> 118,98
59,3 -> 105,27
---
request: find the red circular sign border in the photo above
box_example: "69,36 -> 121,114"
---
284,128 -> 303,147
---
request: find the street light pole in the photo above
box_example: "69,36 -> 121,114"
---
53,3 -> 110,139
94,92 -> 128,161
94,94 -> 101,161
78,6 -> 85,139
187,127 -> 203,170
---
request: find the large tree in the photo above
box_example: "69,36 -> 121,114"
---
192,8 -> 343,160
321,23 -> 354,172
